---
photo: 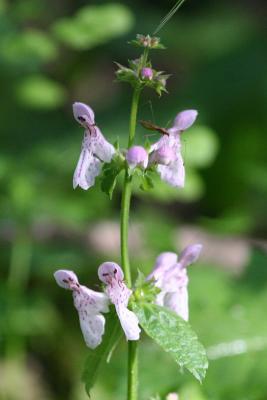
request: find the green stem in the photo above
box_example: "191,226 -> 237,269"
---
121,87 -> 141,287
121,48 -> 149,400
127,341 -> 138,400
128,88 -> 141,148
120,86 -> 141,400
120,173 -> 133,287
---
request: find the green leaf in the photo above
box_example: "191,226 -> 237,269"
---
133,303 -> 208,382
140,174 -> 154,191
100,160 -> 124,199
82,312 -> 121,396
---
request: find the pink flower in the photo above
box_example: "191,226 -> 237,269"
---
73,102 -> 115,190
98,262 -> 141,341
141,67 -> 153,80
126,145 -> 148,169
149,110 -> 198,187
54,270 -> 109,348
147,244 -> 202,321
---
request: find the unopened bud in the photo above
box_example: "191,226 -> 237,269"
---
136,34 -> 161,49
126,146 -> 148,169
141,67 -> 153,80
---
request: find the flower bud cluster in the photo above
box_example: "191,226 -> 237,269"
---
130,34 -> 165,50
115,36 -> 169,96
116,59 -> 169,95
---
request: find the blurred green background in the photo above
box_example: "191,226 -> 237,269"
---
0,0 -> 267,399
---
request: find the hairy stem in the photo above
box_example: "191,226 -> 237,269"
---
120,86 -> 141,400
120,87 -> 141,287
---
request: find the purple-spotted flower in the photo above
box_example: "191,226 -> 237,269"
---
54,270 -> 109,348
98,262 -> 141,341
149,110 -> 198,187
73,102 -> 115,190
126,145 -> 148,170
141,67 -> 153,80
147,244 -> 202,321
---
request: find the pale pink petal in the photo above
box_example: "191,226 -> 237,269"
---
149,134 -> 170,153
116,304 -> 141,341
150,145 -> 176,166
147,252 -> 177,282
170,109 -> 198,133
73,284 -> 110,314
149,131 -> 184,187
147,244 -> 202,321
54,269 -> 109,348
157,151 -> 185,187
54,270 -> 79,290
98,262 -> 140,341
79,313 -> 106,349
73,102 -> 95,127
73,140 -> 101,190
98,262 -> 124,285
154,252 -> 178,270
178,243 -> 202,268
90,126 -> 115,162
162,266 -> 188,293
164,287 -> 189,321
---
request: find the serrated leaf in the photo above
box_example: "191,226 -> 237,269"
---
133,303 -> 208,382
82,312 -> 121,396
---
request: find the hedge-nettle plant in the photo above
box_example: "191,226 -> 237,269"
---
54,30 -> 208,400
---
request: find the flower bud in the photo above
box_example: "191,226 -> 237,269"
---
126,146 -> 148,169
141,67 -> 153,80
136,34 -> 151,47
136,34 -> 162,49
